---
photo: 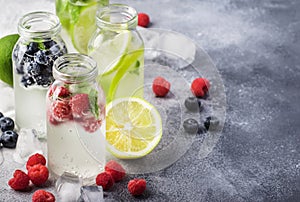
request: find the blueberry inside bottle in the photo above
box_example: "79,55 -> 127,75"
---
12,11 -> 67,137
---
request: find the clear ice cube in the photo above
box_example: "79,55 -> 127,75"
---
13,128 -> 46,164
56,172 -> 83,202
77,186 -> 104,202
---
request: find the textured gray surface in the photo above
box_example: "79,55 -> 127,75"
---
1,0 -> 300,201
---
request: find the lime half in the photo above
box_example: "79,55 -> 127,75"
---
106,97 -> 162,159
72,4 -> 98,54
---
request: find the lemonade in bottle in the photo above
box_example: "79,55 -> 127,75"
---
12,11 -> 67,136
46,54 -> 106,180
55,0 -> 109,53
88,4 -> 144,103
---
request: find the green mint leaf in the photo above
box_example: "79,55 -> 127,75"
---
88,89 -> 99,119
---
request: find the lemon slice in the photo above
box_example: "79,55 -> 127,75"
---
71,4 -> 98,54
106,97 -> 162,159
89,31 -> 132,75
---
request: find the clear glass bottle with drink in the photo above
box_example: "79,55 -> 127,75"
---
46,53 -> 106,180
55,0 -> 109,54
88,4 -> 144,103
12,11 -> 67,136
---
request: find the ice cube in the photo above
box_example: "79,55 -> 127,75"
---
56,172 -> 83,202
77,186 -> 104,202
13,128 -> 46,164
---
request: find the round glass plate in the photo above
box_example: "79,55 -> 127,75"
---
105,28 -> 227,174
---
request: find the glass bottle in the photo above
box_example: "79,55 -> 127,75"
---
12,11 -> 67,136
55,0 -> 109,54
46,53 -> 106,180
88,4 -> 144,103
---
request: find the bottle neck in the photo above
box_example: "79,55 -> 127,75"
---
96,4 -> 138,31
18,11 -> 61,40
53,54 -> 98,84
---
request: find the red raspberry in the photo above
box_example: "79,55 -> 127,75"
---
127,178 -> 147,196
80,117 -> 102,133
191,78 -> 210,98
138,13 -> 150,27
95,172 -> 114,191
47,110 -> 60,125
48,86 -> 70,98
152,76 -> 170,97
70,94 -> 90,118
28,164 -> 49,186
32,190 -> 55,202
26,153 -> 46,170
105,160 -> 126,182
51,100 -> 72,122
8,170 -> 30,191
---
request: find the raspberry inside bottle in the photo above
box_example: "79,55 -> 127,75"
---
46,53 -> 106,181
12,11 -> 67,136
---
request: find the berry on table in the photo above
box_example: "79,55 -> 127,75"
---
32,190 -> 55,202
0,117 -> 15,132
8,170 -> 30,191
95,172 -> 114,191
26,153 -> 47,170
204,116 -> 219,131
191,78 -> 210,98
138,13 -> 150,27
184,97 -> 202,112
28,164 -> 49,186
183,118 -> 199,134
0,130 -> 18,148
70,94 -> 90,119
128,178 -> 147,196
152,76 -> 171,97
105,160 -> 126,182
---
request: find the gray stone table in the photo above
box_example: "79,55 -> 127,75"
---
0,0 -> 300,201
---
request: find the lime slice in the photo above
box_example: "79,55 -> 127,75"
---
106,97 -> 162,159
71,4 -> 98,54
89,31 -> 132,75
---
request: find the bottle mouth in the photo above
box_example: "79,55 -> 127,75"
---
18,11 -> 61,40
96,4 -> 138,30
53,54 -> 98,83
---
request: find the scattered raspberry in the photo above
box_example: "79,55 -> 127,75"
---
95,172 -> 114,191
26,153 -> 47,170
70,94 -> 90,118
105,160 -> 126,182
152,76 -> 170,97
138,13 -> 150,27
8,170 -> 30,191
32,190 -> 55,202
191,78 -> 210,98
128,178 -> 147,196
28,164 -> 49,186
51,100 -> 72,122
79,117 -> 102,133
48,86 -> 70,98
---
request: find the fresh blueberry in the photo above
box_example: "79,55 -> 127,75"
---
16,63 -> 24,74
0,117 -> 15,132
204,116 -> 219,131
34,74 -> 53,87
26,62 -> 42,76
184,97 -> 201,112
21,75 -> 35,87
0,112 -> 3,118
34,50 -> 49,65
26,42 -> 39,55
0,130 -> 18,148
49,44 -> 61,55
43,40 -> 57,49
183,118 -> 199,134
